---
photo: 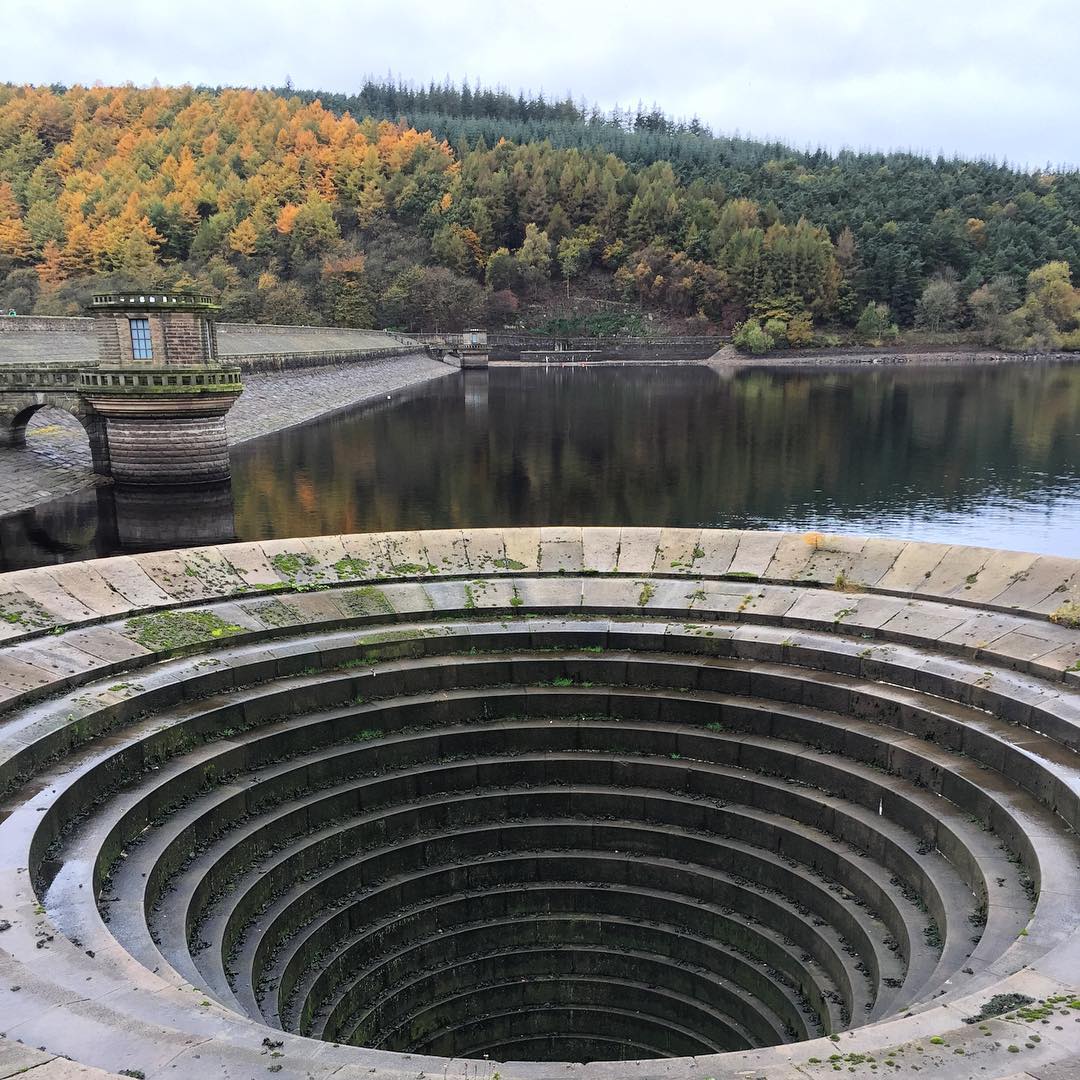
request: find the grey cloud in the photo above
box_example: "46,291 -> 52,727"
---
5,0 -> 1078,166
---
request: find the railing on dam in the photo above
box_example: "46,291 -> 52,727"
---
490,333 -> 724,350
490,334 -> 726,362
0,363 -> 84,389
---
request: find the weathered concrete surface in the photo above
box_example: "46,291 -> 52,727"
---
0,530 -> 1076,1080
224,351 -> 449,444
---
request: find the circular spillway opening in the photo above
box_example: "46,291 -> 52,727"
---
67,624 -> 1039,1062
5,528 -> 1079,1080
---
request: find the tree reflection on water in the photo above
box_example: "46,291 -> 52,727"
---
3,361 -> 1078,570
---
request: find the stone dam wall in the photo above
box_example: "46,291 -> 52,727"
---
0,316 -> 419,368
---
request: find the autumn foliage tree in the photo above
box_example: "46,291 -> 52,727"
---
0,181 -> 32,264
322,254 -> 376,327
1,82 -> 1078,345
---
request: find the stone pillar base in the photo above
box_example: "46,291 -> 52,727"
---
102,413 -> 231,485
79,367 -> 241,487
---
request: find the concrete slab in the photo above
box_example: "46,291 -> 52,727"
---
581,527 -> 621,574
692,530 -> 740,576
58,626 -> 152,664
10,641 -> 104,683
914,544 -> 997,598
340,532 -> 395,576
258,537 -> 333,586
538,538 -> 584,573
950,550 -> 1041,605
538,526 -> 581,545
133,548 -> 244,602
939,612 -> 1031,652
762,532 -> 822,581
880,602 -> 969,644
379,531 -> 430,574
842,536 -> 909,588
615,527 -> 663,573
418,529 -> 469,573
88,557 -> 178,609
7,570 -> 99,627
460,528 -> 509,571
302,535 -> 351,574
501,528 -> 541,573
654,528 -> 703,574
0,1040 -> 52,1080
215,541 -> 281,588
990,556 -> 1079,612
43,564 -> 131,621
876,541 -> 951,593
0,653 -> 60,696
730,531 -> 783,578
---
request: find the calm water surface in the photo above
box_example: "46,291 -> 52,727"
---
2,362 -> 1079,570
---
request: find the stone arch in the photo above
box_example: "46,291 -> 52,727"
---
2,394 -> 110,476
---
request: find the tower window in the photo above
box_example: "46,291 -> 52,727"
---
129,318 -> 153,359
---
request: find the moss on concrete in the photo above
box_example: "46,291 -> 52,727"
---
126,609 -> 244,650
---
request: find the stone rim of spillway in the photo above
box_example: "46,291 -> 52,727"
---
0,527 -> 1077,1080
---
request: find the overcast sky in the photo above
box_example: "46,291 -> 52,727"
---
6,0 -> 1077,167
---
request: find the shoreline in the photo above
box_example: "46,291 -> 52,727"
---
491,348 -> 1077,370
703,344 -> 1078,368
0,352 -> 454,518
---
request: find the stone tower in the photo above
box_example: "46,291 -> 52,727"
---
81,292 -> 242,485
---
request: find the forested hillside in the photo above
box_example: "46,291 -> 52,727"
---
1,81 -> 1079,350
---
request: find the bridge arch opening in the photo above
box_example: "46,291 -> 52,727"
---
8,402 -> 109,476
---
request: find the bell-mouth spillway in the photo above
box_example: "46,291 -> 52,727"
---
0,527 -> 1078,1080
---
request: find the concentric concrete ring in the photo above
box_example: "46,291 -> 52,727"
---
0,527 -> 1079,1080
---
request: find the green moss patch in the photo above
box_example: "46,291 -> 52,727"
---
0,593 -> 54,629
270,551 -> 321,582
1050,601 -> 1080,629
351,728 -> 383,741
390,561 -> 439,575
337,586 -> 393,617
355,628 -> 432,647
962,993 -> 1036,1023
126,609 -> 244,650
333,555 -> 371,579
249,599 -> 303,628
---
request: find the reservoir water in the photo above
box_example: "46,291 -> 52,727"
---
2,361 -> 1078,570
